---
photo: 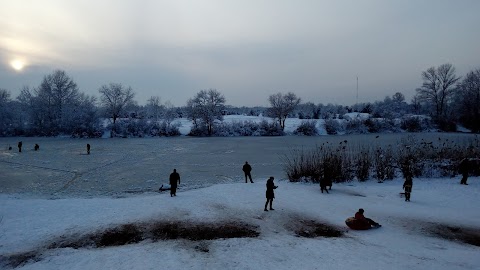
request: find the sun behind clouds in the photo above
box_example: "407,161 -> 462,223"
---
10,59 -> 26,71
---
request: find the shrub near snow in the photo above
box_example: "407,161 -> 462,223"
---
324,119 -> 343,135
109,119 -> 180,138
293,121 -> 318,136
188,120 -> 284,137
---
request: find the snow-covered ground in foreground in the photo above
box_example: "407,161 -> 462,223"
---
1,177 -> 479,270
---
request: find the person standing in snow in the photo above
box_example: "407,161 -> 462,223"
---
34,144 -> 39,151
402,173 -> 413,201
242,161 -> 254,183
87,143 -> 91,155
355,208 -> 381,228
18,141 -> 22,152
264,176 -> 277,211
169,169 -> 181,197
458,158 -> 470,185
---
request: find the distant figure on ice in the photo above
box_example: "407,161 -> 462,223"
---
242,161 -> 253,183
34,144 -> 39,151
354,208 -> 381,228
458,158 -> 470,185
87,143 -> 91,155
17,141 -> 22,152
264,176 -> 278,211
403,173 -> 413,201
169,169 -> 181,197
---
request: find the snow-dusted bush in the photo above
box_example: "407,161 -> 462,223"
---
400,115 -> 432,132
324,119 -> 341,135
293,121 -> 318,136
150,121 -> 181,137
401,117 -> 423,132
345,119 -> 368,134
109,119 -> 180,138
188,120 -> 284,137
258,120 -> 284,136
213,121 -> 260,136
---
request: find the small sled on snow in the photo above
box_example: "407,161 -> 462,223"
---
158,184 -> 171,192
345,217 -> 381,230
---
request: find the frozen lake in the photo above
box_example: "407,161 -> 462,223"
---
0,133 -> 476,198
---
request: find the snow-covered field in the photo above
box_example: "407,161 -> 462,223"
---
0,177 -> 479,269
0,119 -> 479,269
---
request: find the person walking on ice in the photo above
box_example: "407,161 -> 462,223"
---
87,143 -> 91,155
264,176 -> 278,211
169,169 -> 180,197
242,161 -> 254,183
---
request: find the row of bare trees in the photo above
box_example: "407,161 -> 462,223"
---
1,63 -> 479,137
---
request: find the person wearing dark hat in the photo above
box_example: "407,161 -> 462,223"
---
355,208 -> 381,228
264,176 -> 278,211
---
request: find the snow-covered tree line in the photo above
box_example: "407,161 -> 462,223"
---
1,63 -> 479,137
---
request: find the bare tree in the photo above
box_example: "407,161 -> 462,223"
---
0,88 -> 9,103
187,89 -> 226,136
268,92 -> 301,130
162,101 -> 177,127
146,96 -> 164,120
34,70 -> 80,134
416,63 -> 460,120
99,83 -> 135,137
455,69 -> 480,132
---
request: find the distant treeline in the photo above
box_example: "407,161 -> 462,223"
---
1,63 -> 479,137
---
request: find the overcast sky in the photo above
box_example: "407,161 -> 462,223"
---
1,0 -> 479,107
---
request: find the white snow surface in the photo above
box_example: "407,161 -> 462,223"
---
0,116 -> 479,269
1,178 -> 479,269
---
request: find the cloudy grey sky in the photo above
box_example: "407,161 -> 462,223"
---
1,0 -> 479,107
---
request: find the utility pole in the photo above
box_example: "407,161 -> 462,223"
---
356,75 -> 359,110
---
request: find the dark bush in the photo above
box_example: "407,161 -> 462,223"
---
294,121 -> 318,136
401,117 -> 423,132
324,119 -> 341,135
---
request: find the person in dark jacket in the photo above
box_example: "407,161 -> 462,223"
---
87,143 -> 91,155
18,141 -> 22,152
355,208 -> 381,228
264,176 -> 278,211
320,178 -> 330,193
403,173 -> 413,201
34,144 -> 39,151
242,161 -> 254,183
458,158 -> 470,185
169,169 -> 181,197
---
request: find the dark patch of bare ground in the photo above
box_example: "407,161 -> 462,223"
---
0,220 -> 259,269
427,224 -> 480,247
291,218 -> 345,238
